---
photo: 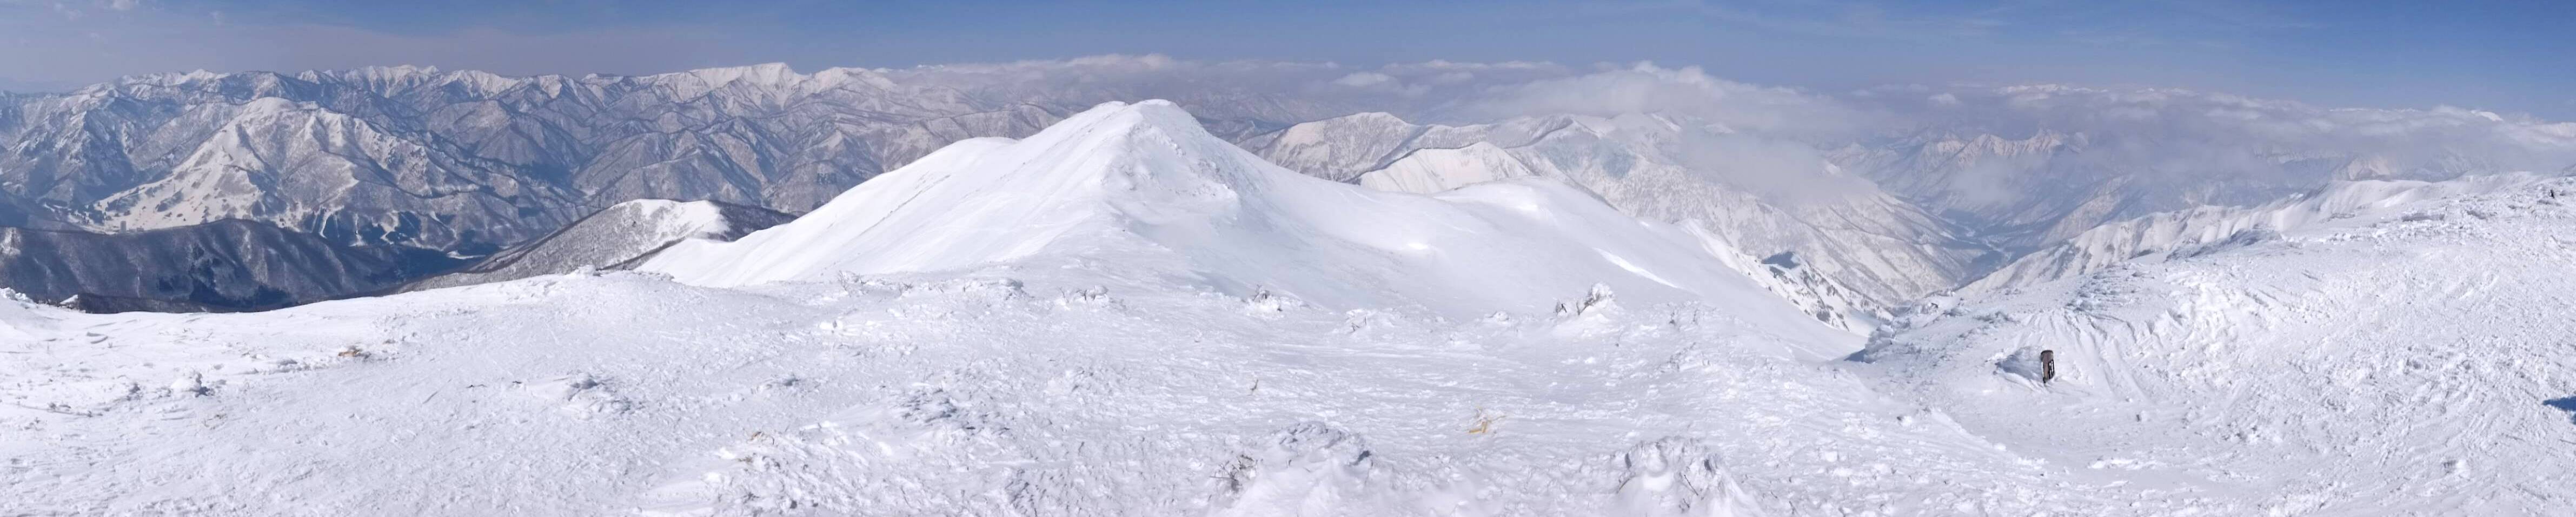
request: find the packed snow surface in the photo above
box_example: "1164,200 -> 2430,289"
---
6,100 -> 2576,515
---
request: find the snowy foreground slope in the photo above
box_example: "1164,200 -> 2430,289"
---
5,101 -> 2575,515
4,267 -> 2100,515
1859,178 -> 2576,514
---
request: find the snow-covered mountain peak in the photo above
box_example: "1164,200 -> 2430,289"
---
635,99 -> 1284,287
807,66 -> 898,90
654,62 -> 806,93
642,100 -> 1851,348
313,64 -> 443,83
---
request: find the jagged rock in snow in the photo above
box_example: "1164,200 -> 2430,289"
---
401,199 -> 793,291
1211,422 -> 1376,516
1609,438 -> 1766,517
1555,283 -> 1618,318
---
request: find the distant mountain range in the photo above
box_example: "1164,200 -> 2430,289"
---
4,61 -> 2570,319
0,219 -> 461,312
0,63 -> 1365,254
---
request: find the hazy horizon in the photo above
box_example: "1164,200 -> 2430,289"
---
3,0 -> 2570,119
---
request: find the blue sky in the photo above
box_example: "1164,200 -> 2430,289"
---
3,0 -> 2570,118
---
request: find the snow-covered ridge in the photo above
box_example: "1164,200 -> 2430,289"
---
3,57 -> 1415,257
1357,142 -> 1540,194
1967,173 -> 2547,291
401,199 -> 794,292
643,100 -> 1853,350
1249,111 -> 1983,331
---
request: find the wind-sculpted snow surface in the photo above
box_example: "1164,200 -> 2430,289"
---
1855,178 -> 2576,514
2,265 -> 2217,515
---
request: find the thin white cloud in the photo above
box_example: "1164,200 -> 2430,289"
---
1332,72 -> 1396,88
1442,62 -> 1884,137
1584,0 -> 2008,42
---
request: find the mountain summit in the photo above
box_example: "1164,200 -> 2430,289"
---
644,100 -> 1849,347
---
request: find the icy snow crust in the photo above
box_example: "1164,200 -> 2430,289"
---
8,101 -> 2576,515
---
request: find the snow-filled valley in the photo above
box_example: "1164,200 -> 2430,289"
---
6,99 -> 2576,515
